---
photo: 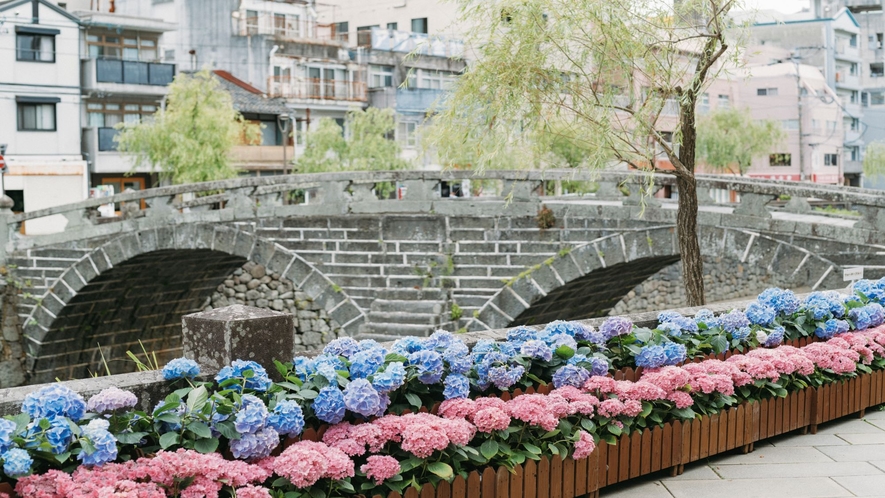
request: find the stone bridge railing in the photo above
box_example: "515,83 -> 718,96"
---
3,170 -> 884,257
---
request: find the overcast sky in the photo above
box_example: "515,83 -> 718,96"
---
741,0 -> 809,13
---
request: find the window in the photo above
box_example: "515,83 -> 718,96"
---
717,94 -> 730,109
397,121 -> 417,148
826,120 -> 837,131
411,69 -> 457,89
246,10 -> 259,35
851,90 -> 859,104
847,146 -> 860,162
812,119 -> 821,130
369,65 -> 394,88
16,30 -> 56,62
334,21 -> 349,43
850,63 -> 858,76
849,117 -> 860,131
769,153 -> 791,166
871,91 -> 885,106
850,34 -> 857,47
872,63 -> 884,78
387,22 -> 398,30
17,102 -> 56,131
357,25 -> 379,31
87,31 -> 159,61
757,88 -> 778,96
782,119 -> 799,130
411,17 -> 428,34
5,191 -> 23,213
824,153 -> 838,166
86,101 -> 157,128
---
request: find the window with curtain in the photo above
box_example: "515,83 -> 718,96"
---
18,103 -> 56,131
16,34 -> 55,62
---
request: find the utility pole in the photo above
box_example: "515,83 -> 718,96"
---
792,54 -> 806,181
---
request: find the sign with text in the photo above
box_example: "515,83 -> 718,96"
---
843,267 -> 864,281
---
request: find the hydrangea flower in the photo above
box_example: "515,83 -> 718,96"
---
762,326 -> 785,347
424,330 -> 458,350
694,309 -> 718,327
520,340 -> 553,362
745,302 -> 776,326
732,326 -> 752,341
758,288 -> 800,315
229,427 -> 280,460
657,311 -> 683,324
22,385 -> 86,422
408,350 -> 444,384
636,345 -> 667,369
552,365 -> 590,389
0,419 -> 15,453
45,417 -> 73,455
658,322 -> 682,337
867,303 -> 885,328
313,386 -> 346,424
350,348 -> 386,379
442,342 -> 472,374
292,356 -> 316,381
343,379 -> 382,418
267,400 -> 304,437
153,400 -> 186,431
215,360 -> 272,392
487,365 -> 525,390
443,373 -> 470,400
314,355 -> 346,385
599,317 -> 632,339
235,395 -> 268,434
588,357 -> 610,377
86,387 -> 138,413
161,358 -> 200,380
323,337 -> 361,358
507,326 -> 539,344
372,362 -> 405,394
662,342 -> 687,366
815,319 -> 850,339
547,333 -> 578,353
77,419 -> 118,466
392,337 -> 424,355
804,292 -> 839,321
850,306 -> 873,330
718,310 -> 750,334
544,320 -> 595,341
2,448 -> 32,477
361,455 -> 401,485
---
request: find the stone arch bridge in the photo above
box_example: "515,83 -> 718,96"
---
2,170 -> 885,385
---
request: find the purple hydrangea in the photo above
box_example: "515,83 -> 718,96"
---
313,386 -> 346,424
86,387 -> 138,414
443,373 -> 470,400
343,379 -> 382,418
867,303 -> 885,327
229,427 -> 280,460
719,310 -> 750,334
552,365 -> 590,389
323,337 -> 361,358
162,358 -> 200,380
763,326 -> 785,347
588,357 -> 610,377
22,385 -> 86,422
850,306 -> 873,330
520,340 -> 553,362
745,302 -> 776,326
408,350 -> 444,384
487,365 -> 525,390
600,317 -> 633,339
635,345 -> 667,369
372,362 -> 405,394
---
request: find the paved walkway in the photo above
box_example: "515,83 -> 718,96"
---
603,408 -> 885,497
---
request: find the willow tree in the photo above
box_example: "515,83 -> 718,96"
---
697,108 -> 784,176
431,0 -> 746,306
116,69 -> 259,184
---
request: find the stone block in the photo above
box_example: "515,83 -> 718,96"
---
493,287 -> 529,321
381,216 -> 445,242
550,252 -> 583,283
477,304 -> 512,330
182,305 -> 295,375
61,269 -> 87,293
530,265 -> 562,295
621,231 -> 654,262
91,250 -> 112,274
138,229 -> 159,254
251,239 -> 277,267
229,230 -> 255,259
569,244 -> 603,275
595,236 -> 626,267
300,271 -> 331,300
213,227 -> 238,255
73,258 -> 98,285
329,301 -> 362,327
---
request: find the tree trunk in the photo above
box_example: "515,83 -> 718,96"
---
675,173 -> 705,306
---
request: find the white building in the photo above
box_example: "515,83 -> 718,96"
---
0,0 -> 88,234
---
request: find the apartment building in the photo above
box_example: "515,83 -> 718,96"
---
0,0 -> 88,234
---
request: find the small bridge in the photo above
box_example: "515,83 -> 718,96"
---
2,170 -> 884,385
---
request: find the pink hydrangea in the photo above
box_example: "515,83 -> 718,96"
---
667,391 -> 694,409
235,486 -> 272,498
639,367 -> 691,392
506,394 -> 559,431
551,386 -> 584,401
597,398 -> 625,418
583,376 -> 617,394
622,399 -> 643,418
438,398 -> 476,419
473,407 -> 511,433
361,455 -> 401,485
573,430 -> 596,459
274,441 -> 354,488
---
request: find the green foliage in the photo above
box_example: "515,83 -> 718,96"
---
450,303 -> 463,321
295,108 -> 410,173
863,140 -> 885,177
115,69 -> 260,184
696,108 -> 785,175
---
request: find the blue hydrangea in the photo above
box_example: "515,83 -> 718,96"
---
657,322 -> 682,337
599,317 -> 633,339
552,365 -> 590,389
672,316 -> 699,334
497,342 -> 518,356
442,342 -> 472,374
520,340 -> 553,362
764,326 -> 785,347
45,417 -> 73,455
507,326 -> 539,344
392,337 -> 425,355
745,302 -> 776,326
815,319 -> 850,339
662,342 -> 687,366
350,347 -> 386,379
234,395 -> 268,435
152,400 -> 185,431
0,419 -> 15,453
2,448 -> 32,477
292,356 -> 316,381
547,333 -> 578,353
475,351 -> 510,388
588,357 -> 610,376
424,330 -> 458,350
719,310 -> 750,334
359,339 -> 382,351
375,393 -> 391,417
267,400 -> 304,437
544,320 -> 595,341
487,365 -> 525,390
22,385 -> 86,422
162,358 -> 200,380
694,309 -> 717,327
854,280 -> 885,301
343,379 -> 382,418
372,362 -> 405,394
313,386 -> 346,424
469,340 -> 498,363
732,326 -> 752,341
804,292 -> 839,321
77,419 -> 117,466
657,311 -> 683,324
408,350 -> 444,384
323,337 -> 361,358
850,306 -> 873,330
215,360 -> 272,392
443,373 -> 471,399
867,303 -> 885,327
314,354 -> 347,385
758,288 -> 800,315
229,427 -> 279,460
635,345 -> 667,369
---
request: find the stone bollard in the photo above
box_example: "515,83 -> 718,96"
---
181,304 -> 295,376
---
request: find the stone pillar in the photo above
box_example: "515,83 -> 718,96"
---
181,304 -> 295,375
0,195 -> 13,266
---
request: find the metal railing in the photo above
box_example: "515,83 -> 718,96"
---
235,14 -> 341,43
95,59 -> 175,86
267,76 -> 367,101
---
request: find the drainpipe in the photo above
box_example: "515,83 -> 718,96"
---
270,45 -> 279,93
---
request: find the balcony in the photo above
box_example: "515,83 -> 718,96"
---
267,76 -> 366,102
358,27 -> 463,58
234,13 -> 341,44
230,145 -> 296,169
844,0 -> 883,13
82,58 -> 175,95
395,87 -> 447,113
82,127 -> 144,175
835,71 -> 861,88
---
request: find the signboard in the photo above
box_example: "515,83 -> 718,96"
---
843,267 -> 864,282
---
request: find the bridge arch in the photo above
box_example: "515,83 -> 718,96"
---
17,224 -> 365,383
467,226 -> 845,330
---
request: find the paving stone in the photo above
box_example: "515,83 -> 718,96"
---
600,478 -> 674,498
815,419 -> 885,435
769,433 -> 850,447
712,461 -> 883,479
817,444 -> 885,462
836,432 -> 885,445
831,474 -> 885,497
710,446 -> 832,465
662,477 -> 852,498
667,462 -> 720,480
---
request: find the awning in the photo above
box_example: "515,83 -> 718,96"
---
15,25 -> 60,36
15,96 -> 61,104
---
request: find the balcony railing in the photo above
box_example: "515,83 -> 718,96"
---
235,14 -> 341,43
358,27 -> 464,58
267,76 -> 367,101
95,59 -> 175,86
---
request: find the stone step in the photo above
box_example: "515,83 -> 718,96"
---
367,311 -> 442,325
450,295 -> 492,308
358,322 -> 438,338
370,299 -> 445,314
378,287 -> 448,301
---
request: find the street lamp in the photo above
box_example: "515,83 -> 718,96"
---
277,114 -> 291,175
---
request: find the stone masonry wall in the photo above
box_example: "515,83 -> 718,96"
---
0,278 -> 25,388
609,256 -> 799,316
203,261 -> 341,352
